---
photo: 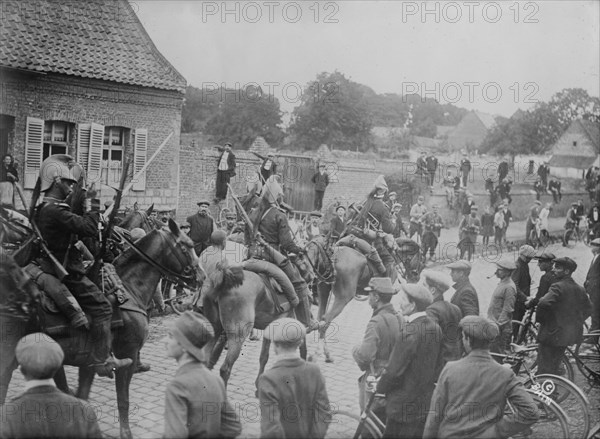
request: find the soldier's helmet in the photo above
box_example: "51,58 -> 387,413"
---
39,154 -> 84,192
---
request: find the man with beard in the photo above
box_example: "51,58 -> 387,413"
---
187,200 -> 215,256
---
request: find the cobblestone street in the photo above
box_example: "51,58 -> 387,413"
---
4,241 -> 598,438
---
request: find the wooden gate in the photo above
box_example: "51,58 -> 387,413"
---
278,154 -> 316,212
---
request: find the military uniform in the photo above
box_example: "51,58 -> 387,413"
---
361,198 -> 395,280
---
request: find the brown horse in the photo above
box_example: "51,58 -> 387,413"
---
303,236 -> 423,363
0,220 -> 204,439
200,253 -> 311,387
119,204 -> 155,233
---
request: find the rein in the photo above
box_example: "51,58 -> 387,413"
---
113,229 -> 197,288
304,239 -> 335,284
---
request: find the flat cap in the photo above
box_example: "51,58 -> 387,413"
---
225,212 -> 237,219
197,200 -> 211,207
496,258 -> 517,270
519,245 -> 536,258
392,203 -> 403,209
362,277 -> 397,295
590,238 -> 600,247
554,257 -> 577,272
460,316 -> 499,342
388,191 -> 397,197
335,205 -> 346,212
16,333 -> 64,378
534,251 -> 556,261
534,200 -> 542,206
446,260 -> 472,271
167,311 -> 214,361
400,283 -> 433,309
417,195 -> 425,201
310,211 -> 323,218
422,270 -> 452,292
264,318 -> 306,343
470,205 -> 478,211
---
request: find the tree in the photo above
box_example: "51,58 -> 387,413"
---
289,71 -> 374,151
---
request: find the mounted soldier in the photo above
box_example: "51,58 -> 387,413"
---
245,176 -> 318,330
26,154 -> 132,377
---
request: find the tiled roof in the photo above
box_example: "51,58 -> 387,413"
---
473,111 -> 498,130
548,154 -> 597,169
0,0 -> 186,91
579,119 -> 600,149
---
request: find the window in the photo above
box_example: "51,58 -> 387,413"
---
43,121 -> 72,159
101,127 -> 128,185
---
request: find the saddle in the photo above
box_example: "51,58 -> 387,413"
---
242,258 -> 294,314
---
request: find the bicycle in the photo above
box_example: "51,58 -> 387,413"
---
565,330 -> 600,391
493,343 -> 591,438
327,388 -> 384,439
564,216 -> 587,246
529,218 -> 550,249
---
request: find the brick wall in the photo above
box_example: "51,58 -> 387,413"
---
0,70 -> 182,210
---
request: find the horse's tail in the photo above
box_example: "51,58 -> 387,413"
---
211,260 -> 245,292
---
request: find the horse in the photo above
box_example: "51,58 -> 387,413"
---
302,235 -> 423,363
0,219 -> 204,439
119,204 -> 155,233
200,250 -> 313,388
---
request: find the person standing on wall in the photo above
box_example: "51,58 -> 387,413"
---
311,163 -> 330,211
460,152 -> 471,188
214,142 -> 236,203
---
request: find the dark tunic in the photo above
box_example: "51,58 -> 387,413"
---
450,278 -> 479,317
255,205 -> 302,254
0,164 -> 19,182
187,213 -> 214,255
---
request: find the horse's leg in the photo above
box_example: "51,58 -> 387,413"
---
219,319 -> 253,385
115,361 -> 136,439
53,366 -> 72,395
309,283 -> 331,362
255,337 -> 271,390
208,330 -> 227,370
76,367 -> 95,400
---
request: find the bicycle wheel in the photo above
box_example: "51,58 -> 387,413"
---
511,391 -> 570,439
326,409 -> 383,439
530,354 -> 575,383
512,320 -> 538,346
574,337 -> 600,387
524,374 -> 591,439
563,229 -> 573,246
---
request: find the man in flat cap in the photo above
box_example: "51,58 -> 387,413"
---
1,333 -> 102,438
423,316 -> 539,439
306,211 -> 323,241
426,153 -> 438,191
459,152 -> 471,188
458,205 -> 480,261
409,195 -> 427,240
377,284 -> 441,439
311,163 -> 330,211
536,257 -> 591,375
384,191 -> 398,211
163,311 -> 241,438
391,203 -> 407,239
421,204 -> 443,261
446,260 -> 480,317
585,238 -> 600,332
511,244 -> 535,336
258,318 -> 331,439
352,278 -> 403,411
487,259 -> 517,354
526,251 -> 557,309
526,200 -> 542,246
423,270 -> 463,371
187,200 -> 216,256
327,205 -> 346,245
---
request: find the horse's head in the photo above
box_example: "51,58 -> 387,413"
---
121,211 -> 153,233
298,236 -> 332,285
0,251 -> 40,318
142,219 -> 206,290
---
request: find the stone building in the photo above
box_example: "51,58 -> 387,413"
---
0,0 -> 186,209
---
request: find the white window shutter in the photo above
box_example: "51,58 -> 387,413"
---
87,123 -> 104,184
76,123 -> 91,170
133,128 -> 148,191
24,117 -> 44,189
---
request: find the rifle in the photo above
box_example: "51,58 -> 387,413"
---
13,181 -> 69,280
227,183 -> 257,239
88,159 -> 130,283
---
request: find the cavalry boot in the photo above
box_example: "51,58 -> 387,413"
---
367,249 -> 386,276
89,319 -> 133,377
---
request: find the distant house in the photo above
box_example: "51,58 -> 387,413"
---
371,126 -> 410,155
548,119 -> 600,179
446,110 -> 499,152
435,125 -> 455,139
0,0 -> 186,209
410,136 -> 441,152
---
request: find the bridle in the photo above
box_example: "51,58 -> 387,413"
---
113,229 -> 200,289
0,259 -> 39,320
304,239 -> 335,284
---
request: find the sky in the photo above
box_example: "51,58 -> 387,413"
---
134,0 -> 600,124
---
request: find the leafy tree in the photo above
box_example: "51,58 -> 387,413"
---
289,71 -> 374,151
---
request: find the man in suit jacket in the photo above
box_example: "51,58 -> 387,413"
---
328,205 -> 346,244
1,333 -> 102,438
512,245 -> 535,332
447,260 -> 480,317
258,318 -> 331,438
215,142 -> 237,202
537,257 -> 592,375
585,239 -> 600,332
423,270 -> 463,373
311,164 -> 330,211
377,284 -> 441,439
163,312 -> 241,438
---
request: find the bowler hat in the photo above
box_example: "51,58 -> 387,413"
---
446,260 -> 472,271
197,200 -> 210,207
400,284 -> 433,310
168,311 -> 214,361
362,277 -> 397,295
422,270 -> 452,292
534,251 -> 556,261
460,316 -> 499,342
495,258 -> 517,270
554,257 -> 577,272
264,318 -> 306,343
16,333 -> 64,379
